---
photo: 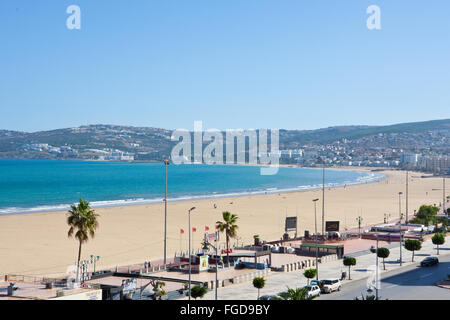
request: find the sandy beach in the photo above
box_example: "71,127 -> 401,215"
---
0,169 -> 445,278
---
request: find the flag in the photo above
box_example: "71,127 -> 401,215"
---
180,229 -> 184,234
192,227 -> 197,232
205,226 -> 209,231
215,225 -> 219,230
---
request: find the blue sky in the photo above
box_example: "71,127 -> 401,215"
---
0,0 -> 449,132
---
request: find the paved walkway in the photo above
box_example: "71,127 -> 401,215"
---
190,235 -> 450,300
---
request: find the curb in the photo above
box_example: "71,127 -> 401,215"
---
435,281 -> 450,290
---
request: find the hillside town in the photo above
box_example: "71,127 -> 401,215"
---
9,123 -> 449,175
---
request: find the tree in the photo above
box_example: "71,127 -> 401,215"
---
252,277 -> 266,299
216,211 -> 239,263
67,199 -> 99,283
150,280 -> 166,300
410,205 -> 440,225
354,294 -> 376,300
278,287 -> 312,300
303,268 -> 317,285
190,285 -> 207,300
343,257 -> 356,280
377,248 -> 390,270
404,239 -> 422,262
432,233 -> 445,255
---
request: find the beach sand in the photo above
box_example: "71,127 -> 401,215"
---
0,169 -> 445,277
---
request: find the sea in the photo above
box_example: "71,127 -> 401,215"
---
0,159 -> 384,215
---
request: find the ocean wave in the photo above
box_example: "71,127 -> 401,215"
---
0,172 -> 385,215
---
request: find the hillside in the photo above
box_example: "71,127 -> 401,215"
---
0,119 -> 448,161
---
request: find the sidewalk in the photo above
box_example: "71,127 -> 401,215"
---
193,235 -> 450,300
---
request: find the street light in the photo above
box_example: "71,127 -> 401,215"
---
398,192 -> 403,221
90,255 -> 100,273
313,198 -> 319,280
322,160 -> 326,237
188,206 -> 196,300
443,177 -> 446,216
163,159 -> 170,267
375,234 -> 379,300
405,164 -> 409,225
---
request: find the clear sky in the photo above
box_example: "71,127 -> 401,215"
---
0,0 -> 449,132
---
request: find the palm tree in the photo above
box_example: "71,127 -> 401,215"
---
216,211 -> 239,264
278,287 -> 312,300
67,199 -> 99,283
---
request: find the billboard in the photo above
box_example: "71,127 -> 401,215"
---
199,255 -> 209,272
122,278 -> 137,295
285,217 -> 297,232
326,221 -> 340,232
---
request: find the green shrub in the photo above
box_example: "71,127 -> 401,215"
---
404,239 -> 422,262
303,268 -> 317,284
343,257 -> 356,280
190,285 -> 207,300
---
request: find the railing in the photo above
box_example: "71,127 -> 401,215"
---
7,274 -> 64,284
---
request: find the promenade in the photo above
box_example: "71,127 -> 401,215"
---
190,235 -> 450,300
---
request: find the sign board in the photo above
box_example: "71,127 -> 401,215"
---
122,278 -> 137,295
285,217 -> 297,232
205,231 -> 219,241
199,255 -> 209,272
325,221 -> 340,232
50,289 -> 102,300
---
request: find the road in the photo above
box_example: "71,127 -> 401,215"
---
318,254 -> 450,300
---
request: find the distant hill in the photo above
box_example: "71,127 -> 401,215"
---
0,119 -> 449,161
280,119 -> 450,147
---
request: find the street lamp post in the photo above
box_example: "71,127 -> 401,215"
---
375,234 -> 379,300
313,198 -> 319,280
188,206 -> 196,300
405,164 -> 409,225
90,255 -> 100,273
398,192 -> 403,221
163,159 -> 170,267
443,177 -> 446,216
399,231 -> 403,266
322,160 -> 325,237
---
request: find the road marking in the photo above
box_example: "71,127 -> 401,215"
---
385,284 -> 398,289
420,273 -> 433,278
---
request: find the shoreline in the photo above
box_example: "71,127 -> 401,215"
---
0,165 -> 383,216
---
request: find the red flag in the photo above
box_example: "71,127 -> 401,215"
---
192,227 -> 197,232
205,226 -> 209,231
215,225 -> 219,230
180,229 -> 184,234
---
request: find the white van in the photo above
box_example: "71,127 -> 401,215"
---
322,279 -> 342,293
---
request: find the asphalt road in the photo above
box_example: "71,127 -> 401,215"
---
317,253 -> 450,300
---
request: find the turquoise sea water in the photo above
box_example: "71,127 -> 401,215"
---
0,159 -> 384,215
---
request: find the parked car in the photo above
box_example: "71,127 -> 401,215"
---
321,279 -> 342,293
310,280 -> 324,292
271,245 -> 280,253
303,285 -> 321,298
420,257 -> 439,267
258,295 -> 284,300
